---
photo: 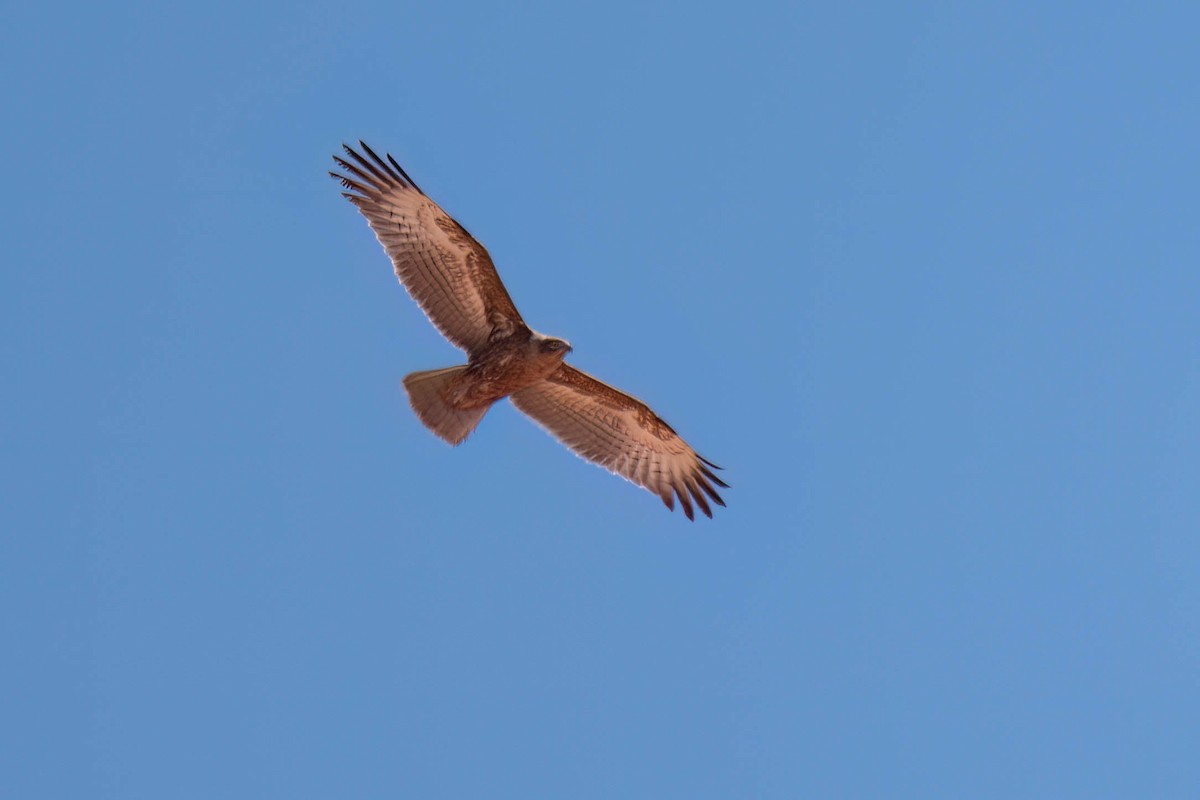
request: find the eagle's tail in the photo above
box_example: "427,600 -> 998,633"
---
402,366 -> 490,446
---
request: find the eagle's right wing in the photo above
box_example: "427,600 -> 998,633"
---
332,143 -> 526,352
511,364 -> 727,520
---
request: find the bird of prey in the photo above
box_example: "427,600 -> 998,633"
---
331,142 -> 727,519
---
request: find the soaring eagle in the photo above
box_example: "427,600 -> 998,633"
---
331,143 -> 727,519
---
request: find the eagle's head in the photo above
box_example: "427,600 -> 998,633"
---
531,332 -> 572,364
537,336 -> 573,358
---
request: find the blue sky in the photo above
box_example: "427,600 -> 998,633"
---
2,1 -> 1198,797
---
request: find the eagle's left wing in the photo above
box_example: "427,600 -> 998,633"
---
331,143 -> 526,352
511,365 -> 727,520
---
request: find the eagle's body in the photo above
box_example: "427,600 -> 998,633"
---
332,142 -> 727,519
452,330 -> 572,410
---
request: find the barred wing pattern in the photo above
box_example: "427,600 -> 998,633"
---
331,143 -> 525,351
511,365 -> 727,520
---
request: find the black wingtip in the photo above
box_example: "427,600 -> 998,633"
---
358,141 -> 406,185
337,140 -> 424,196
676,487 -> 695,521
700,463 -> 729,489
696,474 -> 726,508
387,152 -> 424,194
685,477 -> 713,519
340,142 -> 393,187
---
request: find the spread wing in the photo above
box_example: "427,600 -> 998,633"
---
511,365 -> 727,520
331,142 -> 526,352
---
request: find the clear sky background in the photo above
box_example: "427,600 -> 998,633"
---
2,2 -> 1198,797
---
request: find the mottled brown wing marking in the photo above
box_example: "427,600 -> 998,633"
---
331,142 -> 526,352
510,364 -> 726,520
635,406 -> 677,441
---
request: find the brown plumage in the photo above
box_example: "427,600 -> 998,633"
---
331,142 -> 727,519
